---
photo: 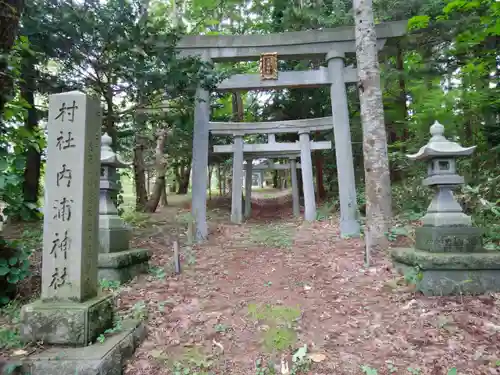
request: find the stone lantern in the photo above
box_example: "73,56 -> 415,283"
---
408,121 -> 476,228
98,133 -> 150,283
99,133 -> 130,252
391,121 -> 500,296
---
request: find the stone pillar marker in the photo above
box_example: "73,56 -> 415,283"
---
21,91 -> 114,345
327,51 -> 360,237
231,134 -> 244,223
298,130 -> 316,221
392,121 -> 500,296
289,158 -> 300,217
244,159 -> 253,218
98,133 -> 150,283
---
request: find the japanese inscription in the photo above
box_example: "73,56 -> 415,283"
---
259,52 -> 278,80
46,100 -> 81,292
50,230 -> 70,259
42,92 -> 102,302
56,164 -> 72,187
56,131 -> 76,150
55,101 -> 79,123
53,197 -> 73,221
49,267 -> 68,290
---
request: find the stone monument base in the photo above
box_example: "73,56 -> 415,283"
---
392,248 -> 500,296
20,294 -> 115,346
98,249 -> 150,284
414,226 -> 483,253
13,320 -> 145,375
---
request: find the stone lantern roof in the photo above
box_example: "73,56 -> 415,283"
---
100,133 -> 129,168
407,121 -> 476,161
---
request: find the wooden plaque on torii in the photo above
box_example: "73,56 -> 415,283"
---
259,53 -> 278,80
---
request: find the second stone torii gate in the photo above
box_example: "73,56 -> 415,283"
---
243,160 -> 302,217
212,117 -> 333,223
178,20 -> 408,240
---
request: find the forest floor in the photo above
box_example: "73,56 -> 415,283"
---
2,190 -> 500,375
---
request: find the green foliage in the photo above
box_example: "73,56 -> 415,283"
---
149,266 -> 167,280
121,209 -> 151,228
361,365 -> 378,375
1,36 -> 44,221
246,224 -> 294,249
404,266 -> 423,286
99,279 -> 121,292
262,326 -> 297,352
255,358 -> 276,375
248,303 -> 301,352
0,237 -> 31,305
0,300 -> 22,349
96,318 -> 123,343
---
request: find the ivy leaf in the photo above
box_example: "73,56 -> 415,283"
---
8,257 -> 18,266
448,368 -> 457,375
292,344 -> 307,363
7,273 -> 19,284
0,266 -> 10,276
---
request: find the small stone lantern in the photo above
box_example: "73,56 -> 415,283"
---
99,133 -> 130,253
407,121 -> 476,227
391,121 -> 500,296
100,133 -> 129,217
98,133 -> 150,282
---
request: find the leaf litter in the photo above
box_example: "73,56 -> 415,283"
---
3,194 -> 499,374
119,196 -> 500,374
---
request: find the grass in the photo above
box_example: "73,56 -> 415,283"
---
246,223 -> 295,250
248,303 -> 301,352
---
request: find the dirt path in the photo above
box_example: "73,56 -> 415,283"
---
119,196 -> 500,375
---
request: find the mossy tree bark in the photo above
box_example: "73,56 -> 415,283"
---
353,0 -> 392,263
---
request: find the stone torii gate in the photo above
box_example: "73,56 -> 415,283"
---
212,117 -> 333,223
244,160 -> 302,216
177,21 -> 407,241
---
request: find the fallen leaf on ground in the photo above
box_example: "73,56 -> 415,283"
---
308,353 -> 326,362
212,339 -> 224,353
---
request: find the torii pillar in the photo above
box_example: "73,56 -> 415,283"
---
327,50 -> 360,237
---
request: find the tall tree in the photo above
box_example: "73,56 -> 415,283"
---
0,0 -> 24,117
353,0 -> 393,264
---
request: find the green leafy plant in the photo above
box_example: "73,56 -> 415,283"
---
361,365 -> 378,375
0,238 -> 31,305
149,266 -> 167,280
255,358 -> 276,375
99,279 -> 121,291
96,319 -> 123,343
290,345 -> 312,374
248,303 -> 301,352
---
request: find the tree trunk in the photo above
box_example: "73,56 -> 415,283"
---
177,162 -> 191,194
222,166 -> 227,195
103,84 -> 117,144
217,163 -> 223,196
133,136 -> 148,211
232,92 -> 244,121
208,165 -> 213,200
273,170 -> 278,188
160,184 -> 168,206
353,0 -> 392,263
144,129 -> 168,213
21,56 -> 41,208
0,0 -> 23,118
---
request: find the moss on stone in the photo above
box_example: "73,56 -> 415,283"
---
391,247 -> 500,270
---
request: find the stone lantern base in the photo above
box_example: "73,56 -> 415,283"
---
98,248 -> 151,284
391,243 -> 500,296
